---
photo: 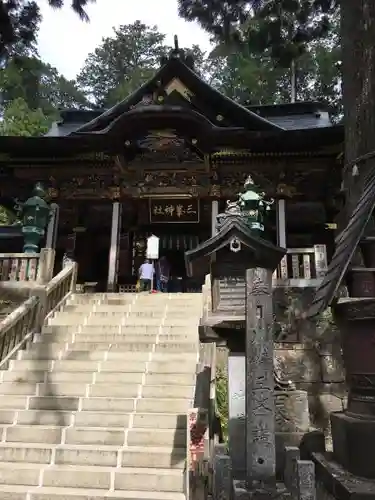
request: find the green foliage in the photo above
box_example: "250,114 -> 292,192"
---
215,368 -> 229,442
178,0 -> 339,67
76,22 -> 209,107
0,56 -> 89,115
77,21 -> 169,107
0,1 -> 95,60
178,0 -> 342,117
0,97 -> 51,137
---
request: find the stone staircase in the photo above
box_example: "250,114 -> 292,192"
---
0,292 -> 202,499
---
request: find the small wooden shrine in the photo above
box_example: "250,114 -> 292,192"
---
185,176 -> 285,345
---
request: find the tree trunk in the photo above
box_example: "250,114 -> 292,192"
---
341,1 -> 375,281
341,0 -> 375,198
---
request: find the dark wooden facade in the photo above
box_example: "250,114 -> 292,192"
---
0,45 -> 343,288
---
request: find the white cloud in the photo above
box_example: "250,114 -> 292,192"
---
37,0 -> 213,80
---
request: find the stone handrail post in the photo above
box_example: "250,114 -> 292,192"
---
36,248 -> 56,284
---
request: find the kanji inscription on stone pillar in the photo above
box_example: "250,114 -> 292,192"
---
246,267 -> 276,488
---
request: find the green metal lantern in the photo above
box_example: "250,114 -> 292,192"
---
20,183 -> 51,253
238,176 -> 274,235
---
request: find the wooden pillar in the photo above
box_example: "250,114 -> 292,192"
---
107,202 -> 122,292
45,203 -> 59,249
276,199 -> 288,279
276,199 -> 286,248
246,267 -> 276,488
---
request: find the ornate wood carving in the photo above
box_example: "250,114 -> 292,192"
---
128,130 -> 203,165
120,169 -> 210,197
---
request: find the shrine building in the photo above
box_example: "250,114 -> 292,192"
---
0,39 -> 343,292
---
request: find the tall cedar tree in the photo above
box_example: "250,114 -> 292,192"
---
0,0 -> 95,60
340,0 -> 375,223
178,0 -> 339,66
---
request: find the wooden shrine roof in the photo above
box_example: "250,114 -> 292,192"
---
185,216 -> 286,275
0,124 -> 343,160
0,47 -> 343,159
307,169 -> 375,318
72,52 -> 281,134
47,101 -> 332,138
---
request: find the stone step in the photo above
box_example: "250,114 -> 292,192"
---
63,304 -> 120,313
1,370 -> 194,386
0,442 -> 186,468
1,424 -> 187,448
0,370 -> 123,384
142,385 -> 194,399
34,335 -> 198,348
0,408 -> 189,429
0,382 -> 171,399
0,393 -> 193,414
18,347 -> 198,361
48,317 -> 196,327
57,310 -> 197,319
0,409 -> 159,428
9,359 -> 196,373
41,325 -> 196,335
127,428 -> 187,448
0,462 -> 185,492
69,295 -> 136,305
135,398 -> 191,413
9,359 -> 144,373
30,336 -> 196,349
0,484 -> 186,499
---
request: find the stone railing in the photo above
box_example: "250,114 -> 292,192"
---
0,248 -> 55,284
187,341 -> 217,500
0,262 -> 77,368
273,244 -> 328,287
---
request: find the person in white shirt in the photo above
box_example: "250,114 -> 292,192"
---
138,259 -> 154,291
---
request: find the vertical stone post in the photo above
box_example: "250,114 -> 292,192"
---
45,203 -> 59,249
211,200 -> 219,238
296,460 -> 316,500
36,248 -> 56,284
107,201 -> 122,292
246,267 -> 275,488
213,444 -> 232,500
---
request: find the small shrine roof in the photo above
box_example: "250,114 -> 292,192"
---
185,216 -> 286,275
307,169 -> 375,318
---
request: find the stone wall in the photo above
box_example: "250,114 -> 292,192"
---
273,287 -> 347,438
216,287 -> 347,442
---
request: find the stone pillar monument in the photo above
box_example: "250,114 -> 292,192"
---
246,267 -> 275,487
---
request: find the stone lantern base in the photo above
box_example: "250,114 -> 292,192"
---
331,411 -> 375,479
331,297 -> 375,480
311,450 -> 375,500
302,298 -> 375,499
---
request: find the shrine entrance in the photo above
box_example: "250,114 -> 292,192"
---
131,225 -> 208,293
54,197 -> 213,292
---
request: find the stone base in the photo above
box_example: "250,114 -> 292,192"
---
331,411 -> 375,479
312,451 -> 375,500
233,480 -> 289,500
229,430 -> 307,481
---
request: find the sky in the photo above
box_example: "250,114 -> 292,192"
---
37,0 -> 213,80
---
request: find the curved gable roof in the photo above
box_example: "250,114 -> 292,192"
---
74,55 -> 282,135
